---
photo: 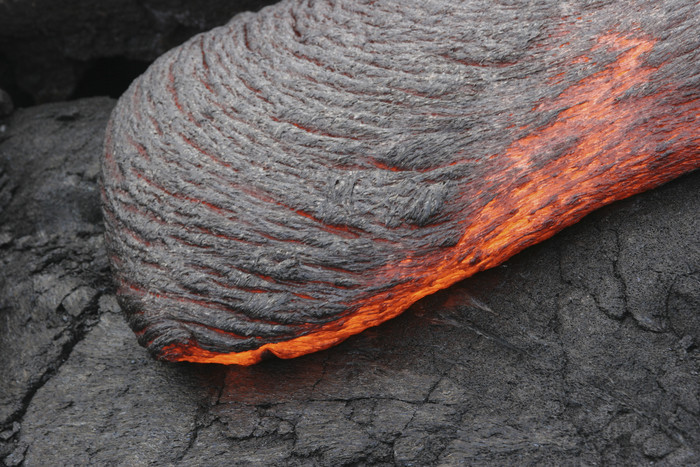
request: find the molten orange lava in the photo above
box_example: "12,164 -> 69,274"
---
164,33 -> 699,365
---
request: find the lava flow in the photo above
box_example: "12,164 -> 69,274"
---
101,0 -> 700,365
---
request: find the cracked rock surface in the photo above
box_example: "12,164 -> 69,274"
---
0,98 -> 114,442
1,98 -> 699,466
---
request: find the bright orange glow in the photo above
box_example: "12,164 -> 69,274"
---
164,33 -> 699,365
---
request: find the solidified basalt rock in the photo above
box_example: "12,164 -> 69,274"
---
102,0 -> 700,364
0,98 -> 115,435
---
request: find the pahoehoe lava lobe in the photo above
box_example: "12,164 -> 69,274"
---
101,0 -> 700,365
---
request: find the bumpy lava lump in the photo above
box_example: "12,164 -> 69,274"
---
102,0 -> 700,364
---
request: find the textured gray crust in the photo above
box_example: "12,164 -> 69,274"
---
102,0 -> 700,359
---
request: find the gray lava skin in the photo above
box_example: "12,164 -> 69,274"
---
101,0 -> 700,364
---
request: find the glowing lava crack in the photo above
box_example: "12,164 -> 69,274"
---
101,0 -> 699,364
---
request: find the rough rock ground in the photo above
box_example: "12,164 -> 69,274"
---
1,99 -> 698,466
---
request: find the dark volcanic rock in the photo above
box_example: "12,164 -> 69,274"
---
0,98 -> 114,454
0,0 -> 279,103
0,89 -> 12,118
1,99 -> 699,465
